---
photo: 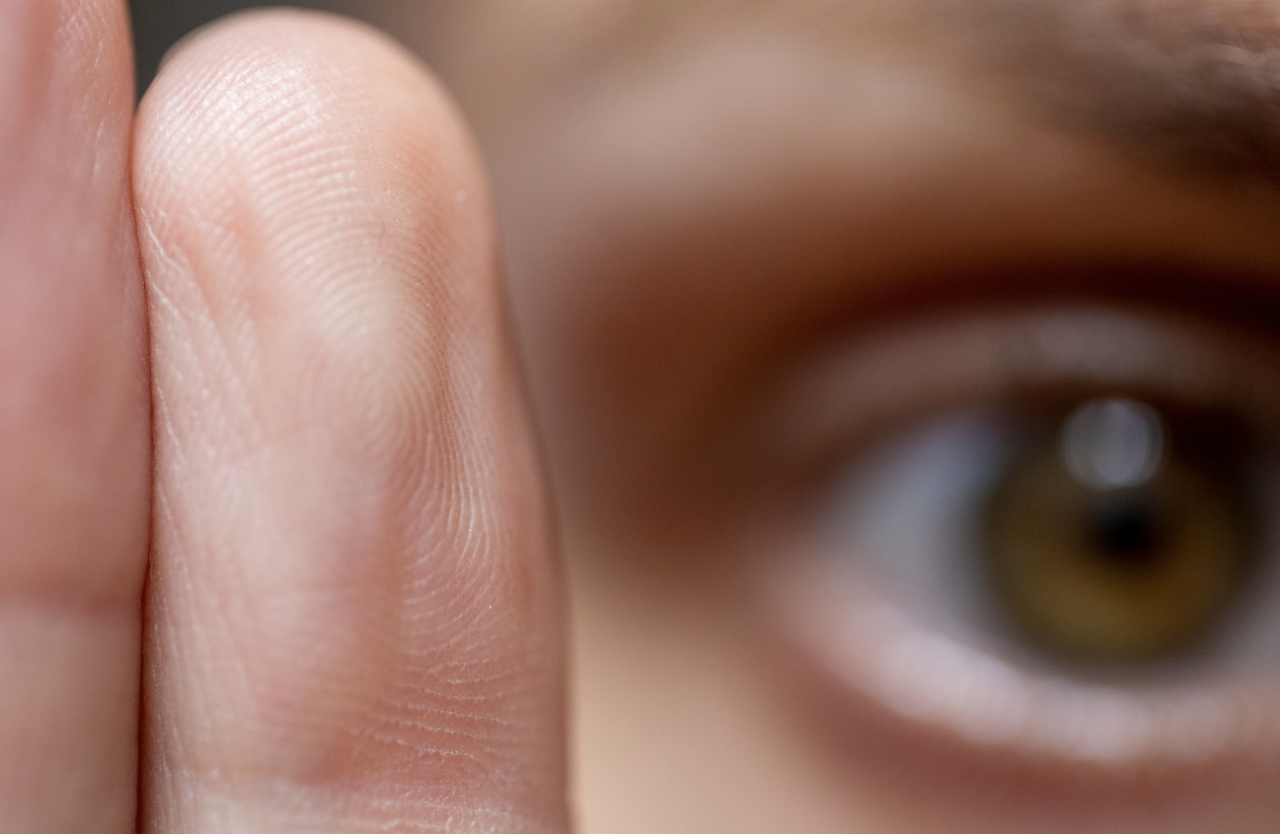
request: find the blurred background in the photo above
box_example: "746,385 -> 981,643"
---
133,1 -> 264,89
131,1 -> 378,92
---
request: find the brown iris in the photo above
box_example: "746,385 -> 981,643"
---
983,397 -> 1257,664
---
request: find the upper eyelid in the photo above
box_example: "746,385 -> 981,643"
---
670,273 -> 1280,519
742,302 -> 1280,478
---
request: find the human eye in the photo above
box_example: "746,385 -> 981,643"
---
754,298 -> 1280,817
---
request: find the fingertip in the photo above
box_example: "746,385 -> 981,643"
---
135,9 -> 565,833
138,7 -> 489,229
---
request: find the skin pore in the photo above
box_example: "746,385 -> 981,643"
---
5,0 -> 1280,832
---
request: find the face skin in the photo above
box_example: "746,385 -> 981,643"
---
6,0 -> 1280,832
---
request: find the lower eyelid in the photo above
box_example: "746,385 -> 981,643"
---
756,543 -> 1280,823
777,559 -> 1270,764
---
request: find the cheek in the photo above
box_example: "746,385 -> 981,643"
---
566,540 -> 894,834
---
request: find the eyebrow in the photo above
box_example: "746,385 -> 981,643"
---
973,0 -> 1280,182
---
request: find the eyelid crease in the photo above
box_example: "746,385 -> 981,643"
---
760,304 -> 1280,472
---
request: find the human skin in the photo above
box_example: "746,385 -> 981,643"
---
7,0 -> 1280,832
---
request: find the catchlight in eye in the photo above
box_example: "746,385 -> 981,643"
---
1059,398 -> 1163,489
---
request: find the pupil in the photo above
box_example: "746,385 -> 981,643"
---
1086,497 -> 1164,570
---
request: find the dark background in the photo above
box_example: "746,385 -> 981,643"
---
130,1 -> 347,92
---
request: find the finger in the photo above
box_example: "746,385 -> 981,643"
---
0,0 -> 151,831
133,10 -> 566,833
